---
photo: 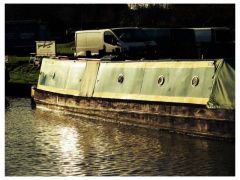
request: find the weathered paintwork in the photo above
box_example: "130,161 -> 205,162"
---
207,60 -> 235,109
37,58 -> 234,108
79,61 -> 100,97
94,62 -> 145,99
38,59 -> 86,95
94,61 -> 214,104
33,89 -> 235,139
34,58 -> 235,139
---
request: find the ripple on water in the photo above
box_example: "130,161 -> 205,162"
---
5,97 -> 235,176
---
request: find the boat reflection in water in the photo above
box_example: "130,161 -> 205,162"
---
5,98 -> 235,176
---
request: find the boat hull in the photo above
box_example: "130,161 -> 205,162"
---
34,89 -> 235,140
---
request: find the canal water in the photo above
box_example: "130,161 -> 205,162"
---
5,97 -> 235,176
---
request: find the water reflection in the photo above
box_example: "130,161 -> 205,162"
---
58,127 -> 83,175
5,97 -> 235,176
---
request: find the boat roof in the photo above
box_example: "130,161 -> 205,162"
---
75,27 -> 231,33
143,27 -> 230,30
75,27 -> 141,33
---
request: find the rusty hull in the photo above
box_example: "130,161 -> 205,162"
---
34,89 -> 235,140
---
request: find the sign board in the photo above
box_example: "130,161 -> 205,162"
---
36,41 -> 56,56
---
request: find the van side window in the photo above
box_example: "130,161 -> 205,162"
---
104,31 -> 117,45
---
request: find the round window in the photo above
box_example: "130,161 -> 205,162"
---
191,76 -> 199,87
118,74 -> 124,83
158,75 -> 165,86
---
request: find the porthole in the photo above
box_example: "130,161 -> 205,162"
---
118,74 -> 124,83
158,75 -> 165,86
191,76 -> 199,87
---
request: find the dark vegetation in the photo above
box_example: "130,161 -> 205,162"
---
5,4 -> 235,42
5,4 -> 235,85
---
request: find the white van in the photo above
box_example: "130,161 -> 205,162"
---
74,27 -> 157,58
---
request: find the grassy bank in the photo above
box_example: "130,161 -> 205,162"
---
56,41 -> 75,56
6,56 -> 39,84
5,41 -> 75,84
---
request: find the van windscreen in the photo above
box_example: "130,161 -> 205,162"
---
112,29 -> 150,42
